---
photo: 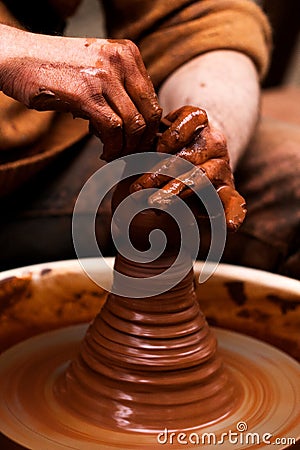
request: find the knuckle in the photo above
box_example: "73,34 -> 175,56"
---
149,106 -> 163,122
128,114 -> 146,135
109,40 -> 139,64
210,127 -> 227,147
91,109 -> 122,135
123,39 -> 139,54
107,115 -> 123,130
143,102 -> 162,124
108,50 -> 122,66
204,127 -> 228,155
215,158 -> 228,170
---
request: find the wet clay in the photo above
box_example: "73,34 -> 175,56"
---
56,259 -> 240,431
131,106 -> 246,231
55,174 -> 241,432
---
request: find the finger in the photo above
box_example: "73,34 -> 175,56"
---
125,76 -> 162,152
148,166 -> 207,208
217,185 -> 247,231
132,149 -> 231,194
178,159 -> 233,199
173,125 -> 228,163
199,125 -> 229,161
85,100 -> 123,161
131,126 -> 229,191
197,158 -> 234,189
130,155 -> 185,192
103,82 -> 146,154
131,172 -> 171,192
179,159 -> 246,230
147,163 -> 246,231
157,106 -> 208,154
124,43 -> 162,151
173,135 -> 212,167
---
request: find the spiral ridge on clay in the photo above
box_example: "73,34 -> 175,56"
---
55,262 -> 240,431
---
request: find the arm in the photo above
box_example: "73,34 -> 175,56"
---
131,51 -> 259,228
104,0 -> 270,229
103,0 -> 271,229
102,0 -> 270,166
0,24 -> 162,160
0,3 -> 56,151
158,50 -> 260,168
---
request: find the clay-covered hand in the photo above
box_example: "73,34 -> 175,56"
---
0,37 -> 162,161
130,106 -> 246,231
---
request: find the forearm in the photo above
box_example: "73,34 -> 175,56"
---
0,25 -> 66,100
0,23 -> 161,157
158,50 -> 260,169
0,24 -> 94,99
0,24 -> 82,66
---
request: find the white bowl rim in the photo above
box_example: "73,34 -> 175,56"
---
0,257 -> 299,296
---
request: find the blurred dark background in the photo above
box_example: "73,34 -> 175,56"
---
262,0 -> 300,88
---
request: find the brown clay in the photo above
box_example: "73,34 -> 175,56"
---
55,165 -> 242,432
131,106 -> 246,230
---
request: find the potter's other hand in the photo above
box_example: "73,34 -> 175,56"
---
131,106 -> 246,231
0,36 -> 162,161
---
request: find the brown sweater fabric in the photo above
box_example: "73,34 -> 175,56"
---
0,0 -> 271,196
103,0 -> 272,87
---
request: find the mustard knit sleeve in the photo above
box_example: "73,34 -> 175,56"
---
102,0 -> 272,88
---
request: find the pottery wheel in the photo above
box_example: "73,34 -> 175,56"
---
0,324 -> 299,450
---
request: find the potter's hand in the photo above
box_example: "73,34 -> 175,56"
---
131,106 -> 246,231
0,35 -> 162,161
